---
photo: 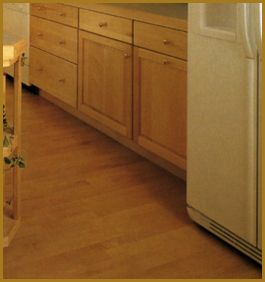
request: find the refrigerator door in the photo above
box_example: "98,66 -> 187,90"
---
187,4 -> 258,246
253,3 -> 262,59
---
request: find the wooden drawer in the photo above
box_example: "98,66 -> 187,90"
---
134,21 -> 187,60
30,3 -> 78,28
30,16 -> 78,63
29,47 -> 77,107
79,9 -> 133,44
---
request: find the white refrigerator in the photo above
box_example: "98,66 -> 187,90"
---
187,3 -> 262,264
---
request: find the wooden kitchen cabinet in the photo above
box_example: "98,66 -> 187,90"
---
30,16 -> 78,64
79,9 -> 133,44
29,4 -> 78,107
29,3 -> 188,178
133,19 -> 187,170
133,47 -> 187,170
30,3 -> 78,28
30,47 -> 77,107
134,21 -> 187,60
78,31 -> 133,138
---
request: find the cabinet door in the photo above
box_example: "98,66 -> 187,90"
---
134,48 -> 187,170
78,31 -> 133,138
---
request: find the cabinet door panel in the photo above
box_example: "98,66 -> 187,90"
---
134,48 -> 187,169
78,31 -> 132,138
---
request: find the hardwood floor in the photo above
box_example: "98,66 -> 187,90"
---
3,78 -> 262,279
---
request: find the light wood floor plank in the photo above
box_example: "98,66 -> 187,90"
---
3,78 -> 262,279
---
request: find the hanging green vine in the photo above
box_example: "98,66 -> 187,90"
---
3,104 -> 25,171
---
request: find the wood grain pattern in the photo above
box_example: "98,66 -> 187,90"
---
3,36 -> 24,246
30,16 -> 78,64
29,47 -> 77,108
30,3 -> 78,28
134,48 -> 187,170
69,3 -> 188,31
3,78 -> 261,279
78,31 -> 133,138
3,32 -> 27,68
39,89 -> 187,181
134,21 -> 187,60
79,9 -> 133,43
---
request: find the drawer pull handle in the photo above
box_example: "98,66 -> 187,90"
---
37,67 -> 43,71
37,32 -> 43,36
58,78 -> 64,82
99,22 -> 106,27
59,12 -> 65,16
163,39 -> 169,45
124,54 -> 130,58
37,6 -> 43,11
59,40 -> 65,44
163,59 -> 169,65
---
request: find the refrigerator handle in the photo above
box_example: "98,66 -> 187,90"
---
238,3 -> 255,59
253,3 -> 262,60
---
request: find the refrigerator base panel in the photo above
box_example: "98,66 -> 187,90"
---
187,206 -> 262,264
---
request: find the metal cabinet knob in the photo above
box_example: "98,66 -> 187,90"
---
37,67 -> 43,71
99,22 -> 106,27
163,59 -> 169,65
59,40 -> 65,44
58,78 -> 64,82
124,54 -> 130,58
37,6 -> 43,10
163,39 -> 169,45
37,32 -> 43,36
59,12 -> 65,16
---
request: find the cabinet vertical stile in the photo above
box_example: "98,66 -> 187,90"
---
3,31 -> 27,247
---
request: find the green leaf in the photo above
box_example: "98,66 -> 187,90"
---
3,136 -> 9,147
18,162 -> 25,168
4,157 -> 11,165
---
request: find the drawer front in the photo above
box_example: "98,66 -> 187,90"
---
29,47 -> 77,107
79,9 -> 133,44
30,3 -> 78,27
134,21 -> 187,60
30,16 -> 78,63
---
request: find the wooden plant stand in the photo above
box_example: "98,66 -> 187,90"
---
3,31 -> 27,247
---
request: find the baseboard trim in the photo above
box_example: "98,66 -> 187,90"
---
39,89 -> 187,181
